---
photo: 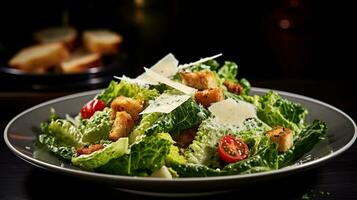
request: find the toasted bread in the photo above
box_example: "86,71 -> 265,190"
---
194,87 -> 224,107
180,71 -> 218,90
265,127 -> 294,152
8,43 -> 70,72
83,29 -> 123,55
34,27 -> 77,49
60,53 -> 102,73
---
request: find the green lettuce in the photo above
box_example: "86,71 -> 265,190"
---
38,134 -> 76,160
38,109 -> 82,160
145,99 -> 209,135
217,61 -> 238,82
157,132 -> 186,166
218,61 -> 251,95
239,78 -> 251,95
129,112 -> 161,144
184,117 -> 271,168
81,108 -> 113,144
278,120 -> 327,167
243,91 -> 308,134
174,137 -> 278,177
223,141 -> 279,174
72,137 -> 129,170
41,119 -> 84,148
97,135 -> 171,176
172,163 -> 227,177
97,80 -> 159,105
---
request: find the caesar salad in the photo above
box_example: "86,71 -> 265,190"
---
37,53 -> 327,178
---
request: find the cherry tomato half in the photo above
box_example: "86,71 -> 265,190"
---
80,99 -> 106,119
218,135 -> 249,163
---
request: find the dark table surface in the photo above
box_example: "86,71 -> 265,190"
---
1,79 -> 356,200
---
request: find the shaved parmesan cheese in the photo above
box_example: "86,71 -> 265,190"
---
178,53 -> 223,70
151,166 -> 172,179
208,98 -> 256,126
140,93 -> 191,114
144,68 -> 197,94
137,53 -> 178,84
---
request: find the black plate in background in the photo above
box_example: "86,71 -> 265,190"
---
0,53 -> 128,91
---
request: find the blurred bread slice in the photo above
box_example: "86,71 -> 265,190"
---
8,43 -> 70,72
34,27 -> 77,49
60,52 -> 102,73
83,29 -> 123,55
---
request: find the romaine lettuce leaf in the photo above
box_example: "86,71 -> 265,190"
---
157,132 -> 186,166
278,120 -> 327,167
81,108 -> 113,144
71,137 -> 129,170
242,91 -> 308,134
97,80 -> 159,105
41,119 -> 84,148
172,163 -> 227,177
96,135 -> 171,176
38,134 -> 76,160
184,117 -> 271,168
217,61 -> 238,82
218,61 -> 251,95
239,78 -> 251,95
175,138 -> 278,177
223,142 -> 279,174
145,98 -> 209,135
129,112 -> 161,144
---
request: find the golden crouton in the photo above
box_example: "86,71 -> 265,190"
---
180,71 -> 218,90
265,127 -> 294,152
223,80 -> 243,95
194,87 -> 224,107
111,96 -> 144,121
76,144 -> 103,156
109,111 -> 134,141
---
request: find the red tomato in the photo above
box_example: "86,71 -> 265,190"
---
218,135 -> 249,163
80,99 -> 106,119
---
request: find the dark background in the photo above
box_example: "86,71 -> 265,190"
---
0,0 -> 356,199
0,0 -> 355,79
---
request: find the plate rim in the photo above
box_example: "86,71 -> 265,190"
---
3,87 -> 357,183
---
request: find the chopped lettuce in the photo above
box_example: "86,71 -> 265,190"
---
38,109 -> 82,160
184,117 -> 271,168
243,91 -> 308,134
223,141 -> 279,174
174,137 -> 278,177
278,120 -> 327,167
217,61 -> 238,82
97,80 -> 159,105
218,61 -> 251,95
41,118 -> 84,148
239,78 -> 251,95
145,98 -> 209,135
72,137 -> 129,170
81,108 -> 113,144
157,132 -> 187,166
97,135 -> 171,176
172,163 -> 226,177
129,112 -> 161,144
38,134 -> 76,160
